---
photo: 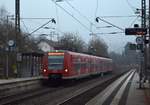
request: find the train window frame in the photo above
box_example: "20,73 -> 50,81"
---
48,55 -> 64,70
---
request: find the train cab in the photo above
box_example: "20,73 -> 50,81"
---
42,50 -> 68,79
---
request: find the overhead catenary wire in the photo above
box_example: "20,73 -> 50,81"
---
126,0 -> 138,13
20,0 -> 139,37
65,0 -> 97,28
129,15 -> 141,27
21,19 -> 55,40
96,17 -> 124,31
99,15 -> 140,18
21,18 -> 48,29
54,1 -> 64,40
90,31 -> 124,35
55,2 -> 60,31
20,15 -> 139,20
51,0 -> 92,32
29,19 -> 54,35
21,17 -> 65,35
95,0 -> 99,17
21,19 -> 30,33
21,18 -> 53,20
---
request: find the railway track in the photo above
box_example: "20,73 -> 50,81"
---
0,78 -> 72,105
0,86 -> 62,105
58,70 -> 135,105
0,70 -> 129,105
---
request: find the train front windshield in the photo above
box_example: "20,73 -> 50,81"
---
48,55 -> 64,70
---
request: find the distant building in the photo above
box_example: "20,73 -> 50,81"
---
124,42 -> 140,65
38,41 -> 54,52
36,38 -> 55,52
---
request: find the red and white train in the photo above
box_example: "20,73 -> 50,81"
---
42,50 -> 113,79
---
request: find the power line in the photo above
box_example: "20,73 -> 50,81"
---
90,32 -> 124,35
126,0 -> 137,13
99,15 -> 139,18
16,17 -> 63,36
21,18 -> 53,20
30,19 -> 55,35
52,0 -> 92,32
65,0 -> 96,27
55,2 -> 60,31
96,17 -> 124,31
95,0 -> 99,17
18,15 -> 138,20
21,19 -> 30,33
22,19 -> 56,40
129,15 -> 141,27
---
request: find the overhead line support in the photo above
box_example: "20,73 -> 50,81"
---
15,0 -> 20,50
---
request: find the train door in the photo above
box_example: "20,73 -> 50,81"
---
85,58 -> 89,74
80,56 -> 85,75
72,55 -> 81,76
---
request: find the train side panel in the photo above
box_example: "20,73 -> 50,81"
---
62,52 -> 78,79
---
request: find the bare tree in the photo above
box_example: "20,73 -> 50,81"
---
0,6 -> 43,78
0,6 -> 8,22
0,6 -> 41,52
57,32 -> 86,53
88,36 -> 109,57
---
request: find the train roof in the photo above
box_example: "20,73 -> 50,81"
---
47,50 -> 112,61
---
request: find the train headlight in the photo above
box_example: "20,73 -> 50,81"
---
65,69 -> 68,72
43,69 -> 47,72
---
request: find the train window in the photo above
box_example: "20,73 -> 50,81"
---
48,56 -> 64,70
72,57 -> 81,71
99,61 -> 102,68
74,63 -> 81,71
87,61 -> 91,68
92,63 -> 95,68
96,64 -> 99,70
80,62 -> 86,68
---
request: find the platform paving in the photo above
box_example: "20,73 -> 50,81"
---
126,72 -> 149,105
86,70 -> 150,105
0,76 -> 42,85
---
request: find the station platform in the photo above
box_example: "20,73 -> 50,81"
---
126,73 -> 150,105
0,76 -> 42,85
86,71 -> 150,105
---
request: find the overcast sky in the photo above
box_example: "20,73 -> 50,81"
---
1,0 -> 141,53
